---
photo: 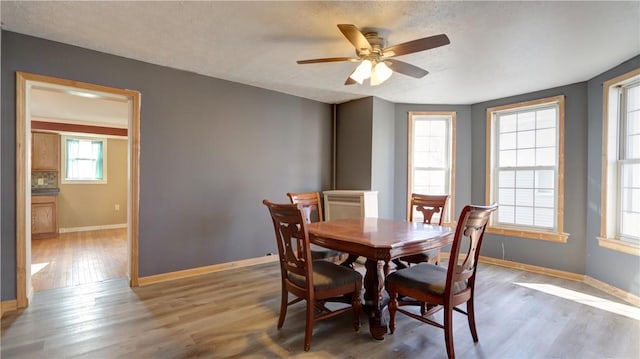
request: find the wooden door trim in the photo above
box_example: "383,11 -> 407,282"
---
15,72 -> 141,308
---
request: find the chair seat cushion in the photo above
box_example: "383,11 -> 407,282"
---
386,263 -> 467,296
310,244 -> 342,260
400,249 -> 440,264
289,260 -> 362,290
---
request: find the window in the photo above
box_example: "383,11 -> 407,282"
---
600,68 -> 640,255
619,81 -> 640,241
62,136 -> 107,183
486,96 -> 567,242
408,112 -> 455,224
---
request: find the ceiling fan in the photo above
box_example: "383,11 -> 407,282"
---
297,24 -> 450,86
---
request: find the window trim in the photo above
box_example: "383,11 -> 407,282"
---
485,95 -> 568,242
599,67 -> 640,256
61,135 -> 108,184
407,111 -> 456,226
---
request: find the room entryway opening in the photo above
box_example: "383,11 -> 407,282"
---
15,72 -> 141,307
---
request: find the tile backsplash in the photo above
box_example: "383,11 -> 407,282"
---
32,171 -> 58,189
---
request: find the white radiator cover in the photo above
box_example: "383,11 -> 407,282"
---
323,190 -> 378,220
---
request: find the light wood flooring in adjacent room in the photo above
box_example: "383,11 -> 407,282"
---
2,261 -> 639,358
31,228 -> 127,292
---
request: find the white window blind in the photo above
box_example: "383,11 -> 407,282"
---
619,81 -> 640,241
491,101 -> 560,232
600,69 -> 640,253
485,95 -> 569,243
63,136 -> 107,183
408,113 -> 454,223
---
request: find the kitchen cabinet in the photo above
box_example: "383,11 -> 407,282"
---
32,195 -> 58,239
32,132 -> 60,171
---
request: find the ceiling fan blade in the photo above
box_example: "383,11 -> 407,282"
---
386,60 -> 429,78
345,77 -> 357,85
383,34 -> 450,57
297,57 -> 359,64
337,24 -> 372,51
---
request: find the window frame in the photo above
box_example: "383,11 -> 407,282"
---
61,135 -> 108,184
599,68 -> 640,256
485,95 -> 568,242
407,111 -> 456,225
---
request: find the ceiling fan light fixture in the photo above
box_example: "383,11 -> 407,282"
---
298,24 -> 449,86
370,61 -> 393,86
349,59 -> 372,84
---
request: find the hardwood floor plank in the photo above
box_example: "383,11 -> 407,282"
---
3,262 -> 639,358
31,228 -> 127,292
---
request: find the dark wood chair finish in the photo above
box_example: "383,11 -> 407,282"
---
394,193 -> 449,268
263,200 -> 362,351
386,204 -> 498,359
286,192 -> 325,222
287,192 -> 344,261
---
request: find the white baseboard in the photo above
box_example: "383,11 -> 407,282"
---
59,223 -> 127,233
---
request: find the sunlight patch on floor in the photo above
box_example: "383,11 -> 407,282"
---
515,282 -> 640,320
31,262 -> 49,275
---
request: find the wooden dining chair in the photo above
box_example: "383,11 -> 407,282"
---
386,203 -> 498,359
263,199 -> 362,351
287,192 -> 344,261
392,193 -> 449,269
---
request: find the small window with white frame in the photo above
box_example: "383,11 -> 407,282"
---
61,135 -> 107,183
407,112 -> 456,224
485,95 -> 567,242
600,68 -> 640,255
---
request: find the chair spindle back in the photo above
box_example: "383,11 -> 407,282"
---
263,200 -> 313,287
447,204 -> 497,293
410,193 -> 449,225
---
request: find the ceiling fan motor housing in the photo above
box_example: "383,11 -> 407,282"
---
358,32 -> 386,57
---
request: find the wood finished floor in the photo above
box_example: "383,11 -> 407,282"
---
2,261 -> 639,358
31,228 -> 127,292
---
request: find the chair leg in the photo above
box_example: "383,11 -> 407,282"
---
341,254 -> 359,269
277,289 -> 288,329
430,252 -> 440,265
304,300 -> 314,351
444,304 -> 455,359
352,291 -> 361,331
467,298 -> 479,342
388,289 -> 398,334
392,258 -> 407,270
421,302 -> 437,316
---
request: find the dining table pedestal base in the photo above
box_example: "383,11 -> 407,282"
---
363,258 -> 391,340
307,218 -> 454,341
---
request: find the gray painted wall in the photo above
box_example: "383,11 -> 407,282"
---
371,97 -> 395,219
586,55 -> 640,296
335,97 -> 373,190
470,83 -> 589,274
2,30 -> 638,302
1,31 -> 332,300
393,104 -> 472,221
335,96 -> 395,218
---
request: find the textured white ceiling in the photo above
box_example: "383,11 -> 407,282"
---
30,86 -> 129,128
2,1 -> 639,105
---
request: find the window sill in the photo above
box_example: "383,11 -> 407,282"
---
598,237 -> 640,256
486,226 -> 568,243
61,180 -> 107,185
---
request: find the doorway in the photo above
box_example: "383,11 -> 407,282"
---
15,72 -> 141,308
